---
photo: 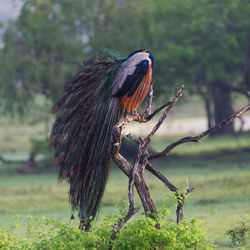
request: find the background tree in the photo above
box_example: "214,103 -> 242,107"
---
0,0 -> 250,136
145,0 -> 250,134
0,0 -> 85,115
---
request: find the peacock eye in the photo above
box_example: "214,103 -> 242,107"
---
140,60 -> 148,67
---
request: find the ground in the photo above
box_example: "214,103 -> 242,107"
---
0,133 -> 249,249
0,95 -> 249,249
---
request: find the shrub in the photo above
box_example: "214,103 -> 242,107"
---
226,215 -> 250,247
0,201 -> 214,249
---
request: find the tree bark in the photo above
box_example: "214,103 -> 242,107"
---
199,94 -> 214,130
211,82 -> 234,136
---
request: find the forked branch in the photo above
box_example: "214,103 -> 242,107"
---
110,84 -> 250,245
149,97 -> 250,160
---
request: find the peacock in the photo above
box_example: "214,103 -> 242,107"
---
50,49 -> 155,229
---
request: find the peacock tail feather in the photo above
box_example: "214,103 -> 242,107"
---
50,50 -> 125,226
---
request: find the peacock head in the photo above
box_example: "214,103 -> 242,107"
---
128,49 -> 155,71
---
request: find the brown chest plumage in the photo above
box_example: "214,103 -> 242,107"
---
120,61 -> 152,112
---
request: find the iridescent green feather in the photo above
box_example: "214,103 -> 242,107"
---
50,49 -> 126,228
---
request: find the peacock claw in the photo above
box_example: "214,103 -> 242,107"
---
134,113 -> 144,123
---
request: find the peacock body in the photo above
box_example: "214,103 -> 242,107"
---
50,49 -> 155,229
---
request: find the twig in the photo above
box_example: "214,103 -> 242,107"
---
146,161 -> 177,192
110,207 -> 140,243
144,85 -> 184,147
146,102 -> 172,121
176,179 -> 195,224
138,85 -> 185,174
149,101 -> 250,160
128,139 -> 143,213
126,133 -> 139,144
143,83 -> 154,117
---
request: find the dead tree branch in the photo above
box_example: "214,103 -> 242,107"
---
110,84 -> 250,244
149,102 -> 250,160
145,85 -> 184,143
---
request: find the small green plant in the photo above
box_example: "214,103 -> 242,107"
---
0,199 -> 214,249
226,215 -> 250,247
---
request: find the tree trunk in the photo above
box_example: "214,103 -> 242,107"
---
195,78 -> 215,131
211,82 -> 234,136
204,96 -> 214,130
17,151 -> 38,174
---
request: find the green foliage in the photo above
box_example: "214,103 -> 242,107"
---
1,0 -> 250,116
0,0 -> 85,116
0,201 -> 213,249
226,215 -> 250,247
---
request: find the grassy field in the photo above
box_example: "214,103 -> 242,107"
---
0,99 -> 250,249
0,133 -> 249,249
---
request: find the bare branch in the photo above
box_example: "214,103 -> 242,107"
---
128,140 -> 143,212
143,83 -> 154,116
144,85 -> 184,147
126,133 -> 139,145
110,84 -> 250,244
146,102 -> 172,121
149,101 -> 250,160
110,207 -> 140,242
112,152 -> 158,214
146,161 -> 177,192
111,123 -> 158,233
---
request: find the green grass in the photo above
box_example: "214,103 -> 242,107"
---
0,114 -> 250,249
0,136 -> 249,249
